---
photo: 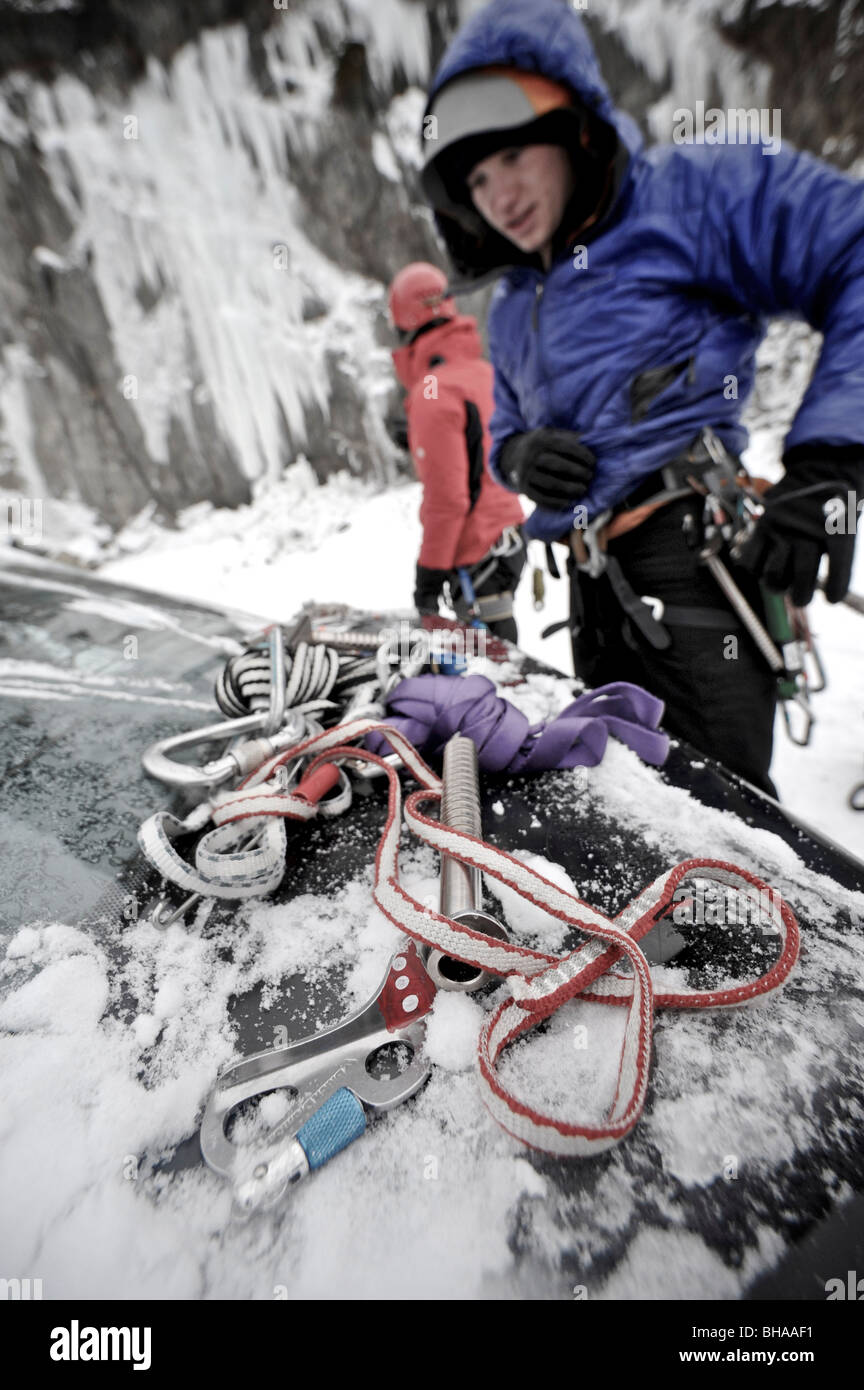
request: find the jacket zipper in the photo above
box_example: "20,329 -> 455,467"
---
532,279 -> 544,331
532,277 -> 553,420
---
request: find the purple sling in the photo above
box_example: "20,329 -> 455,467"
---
364,675 -> 669,771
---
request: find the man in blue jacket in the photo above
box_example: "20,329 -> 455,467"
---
418,0 -> 864,792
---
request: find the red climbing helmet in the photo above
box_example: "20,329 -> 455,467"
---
388,262 -> 455,333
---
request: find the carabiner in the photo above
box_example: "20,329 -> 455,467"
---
782,690 -> 814,747
142,626 -> 299,788
141,710 -> 305,789
571,509 -> 612,579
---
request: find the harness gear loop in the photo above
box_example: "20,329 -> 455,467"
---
565,429 -> 825,740
570,516 -> 671,650
450,527 -> 525,627
686,457 -> 822,745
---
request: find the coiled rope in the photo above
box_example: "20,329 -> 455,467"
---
215,639 -> 380,722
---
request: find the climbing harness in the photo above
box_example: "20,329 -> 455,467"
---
450,527 -> 525,629
565,429 -> 826,743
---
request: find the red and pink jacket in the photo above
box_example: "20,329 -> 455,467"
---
392,315 -> 523,570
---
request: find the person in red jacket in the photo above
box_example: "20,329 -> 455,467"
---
389,262 -> 525,641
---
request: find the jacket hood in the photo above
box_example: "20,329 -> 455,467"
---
422,0 -> 643,283
391,314 -> 484,391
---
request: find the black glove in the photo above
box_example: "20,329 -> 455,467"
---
385,413 -> 409,450
414,563 -> 449,615
737,445 -> 864,606
499,429 -> 596,509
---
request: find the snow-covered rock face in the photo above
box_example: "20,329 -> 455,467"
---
0,0 -> 440,525
593,0 -> 864,172
0,0 -> 860,528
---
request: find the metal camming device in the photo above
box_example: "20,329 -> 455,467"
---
199,941 -> 436,1213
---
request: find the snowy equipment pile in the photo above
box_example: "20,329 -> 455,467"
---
137,615 -> 800,1202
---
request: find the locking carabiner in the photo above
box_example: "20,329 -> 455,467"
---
141,626 -> 301,788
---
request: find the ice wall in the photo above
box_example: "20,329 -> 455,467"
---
0,0 -> 439,527
0,0 -> 859,531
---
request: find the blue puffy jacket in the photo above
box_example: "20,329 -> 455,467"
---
426,0 -> 864,540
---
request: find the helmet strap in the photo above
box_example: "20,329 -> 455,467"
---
402,315 -> 454,346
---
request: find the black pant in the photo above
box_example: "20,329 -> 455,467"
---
569,499 -> 778,795
451,541 -> 527,643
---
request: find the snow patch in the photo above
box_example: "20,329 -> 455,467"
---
424,992 -> 484,1072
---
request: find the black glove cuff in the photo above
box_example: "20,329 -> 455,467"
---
498,434 -> 528,491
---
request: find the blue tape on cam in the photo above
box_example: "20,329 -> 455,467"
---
296,1088 -> 366,1170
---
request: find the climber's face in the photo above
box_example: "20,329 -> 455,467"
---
466,144 -> 575,267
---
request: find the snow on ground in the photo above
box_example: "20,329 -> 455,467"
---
91,457 -> 864,864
